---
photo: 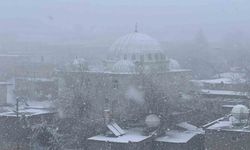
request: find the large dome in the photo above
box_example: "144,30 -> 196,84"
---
105,31 -> 169,73
109,32 -> 164,61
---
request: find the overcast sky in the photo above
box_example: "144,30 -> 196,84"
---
0,0 -> 249,42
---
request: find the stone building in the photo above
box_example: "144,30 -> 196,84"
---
58,31 -> 192,120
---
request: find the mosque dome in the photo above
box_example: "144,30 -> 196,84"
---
112,60 -> 136,73
231,105 -> 249,121
108,32 -> 166,62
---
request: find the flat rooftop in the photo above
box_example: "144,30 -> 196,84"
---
155,130 -> 201,143
88,128 -> 151,143
206,116 -> 250,132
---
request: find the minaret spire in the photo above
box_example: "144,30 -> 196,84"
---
134,22 -> 138,33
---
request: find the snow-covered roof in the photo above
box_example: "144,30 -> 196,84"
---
88,128 -> 151,143
16,77 -> 55,82
0,100 -> 55,117
215,72 -> 245,80
0,108 -> 53,117
109,32 -> 163,57
168,69 -> 191,73
199,78 -> 232,84
206,116 -> 250,132
207,121 -> 233,130
201,89 -> 248,97
193,72 -> 246,85
177,122 -> 199,131
155,130 -> 201,143
0,82 -> 13,85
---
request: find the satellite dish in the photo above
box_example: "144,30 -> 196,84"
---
231,105 -> 249,121
145,114 -> 161,128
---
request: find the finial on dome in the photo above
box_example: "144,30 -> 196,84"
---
134,22 -> 138,33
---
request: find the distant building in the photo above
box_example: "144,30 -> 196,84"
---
204,105 -> 250,150
14,77 -> 58,101
191,72 -> 250,115
0,101 -> 56,150
192,72 -> 248,92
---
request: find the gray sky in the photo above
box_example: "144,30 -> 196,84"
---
0,0 -> 250,42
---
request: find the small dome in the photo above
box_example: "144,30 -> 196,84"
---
112,60 -> 136,73
231,105 -> 249,120
145,114 -> 161,128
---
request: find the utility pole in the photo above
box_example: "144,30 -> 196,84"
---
16,97 -> 19,118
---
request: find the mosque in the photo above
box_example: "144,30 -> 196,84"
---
59,29 -> 192,120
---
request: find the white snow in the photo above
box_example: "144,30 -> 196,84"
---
88,128 -> 151,143
16,77 -> 55,82
207,121 -> 233,130
0,100 -> 55,117
155,130 -> 200,143
0,108 -> 53,117
207,118 -> 250,132
177,122 -> 198,131
201,89 -> 248,97
193,72 -> 246,85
